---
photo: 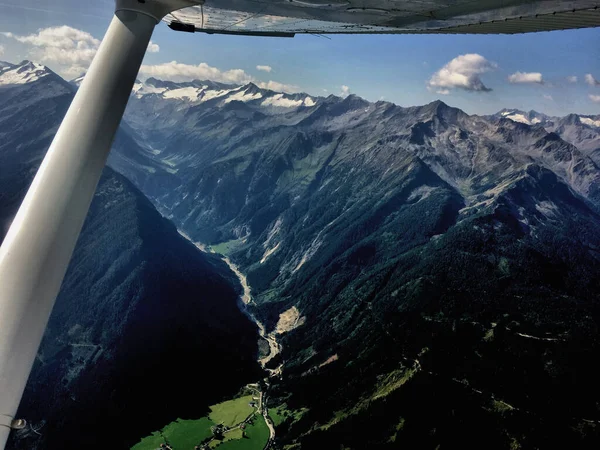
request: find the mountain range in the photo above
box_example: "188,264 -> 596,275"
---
2,59 -> 600,449
0,61 -> 261,450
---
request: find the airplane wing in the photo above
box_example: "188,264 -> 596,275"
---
164,0 -> 600,36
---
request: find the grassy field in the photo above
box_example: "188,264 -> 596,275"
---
131,431 -> 165,450
130,417 -> 214,450
210,239 -> 244,256
163,418 -> 214,448
214,415 -> 270,450
209,428 -> 245,448
131,393 -> 259,450
209,395 -> 255,427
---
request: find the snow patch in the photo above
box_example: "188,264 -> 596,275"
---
505,113 -> 531,125
580,117 -> 600,128
261,93 -> 303,108
200,88 -> 235,102
224,89 -> 263,103
163,86 -> 203,101
133,82 -> 166,97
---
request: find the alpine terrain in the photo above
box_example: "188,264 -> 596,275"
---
2,59 -> 600,449
0,61 -> 261,450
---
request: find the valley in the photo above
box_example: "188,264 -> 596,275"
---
0,63 -> 262,450
3,59 -> 600,449
130,231 -> 282,450
178,230 -> 283,372
119,75 -> 600,449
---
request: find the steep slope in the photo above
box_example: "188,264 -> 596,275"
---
116,80 -> 600,449
0,61 -> 73,234
0,62 -> 261,449
8,168 -> 261,450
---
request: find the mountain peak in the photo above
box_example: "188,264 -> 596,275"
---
0,60 -> 54,86
242,82 -> 262,94
561,113 -> 581,125
340,93 -> 369,107
421,99 -> 464,123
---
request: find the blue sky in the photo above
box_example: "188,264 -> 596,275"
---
1,0 -> 599,116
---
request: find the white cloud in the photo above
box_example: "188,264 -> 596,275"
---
2,25 -> 300,93
585,74 -> 600,86
428,53 -> 496,93
140,61 -> 299,93
341,85 -> 350,97
2,26 -> 100,78
566,75 -> 578,83
436,89 -> 450,95
543,94 -> 553,101
147,41 -> 160,53
140,61 -> 253,84
257,80 -> 299,93
508,71 -> 543,84
0,44 -> 4,57
256,65 -> 272,73
590,94 -> 600,103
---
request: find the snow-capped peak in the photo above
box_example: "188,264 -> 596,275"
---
132,78 -> 319,111
0,60 -> 51,86
497,109 -> 546,126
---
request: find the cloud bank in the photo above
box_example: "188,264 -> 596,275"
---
140,61 -> 253,84
1,26 -> 160,78
257,80 -> 299,93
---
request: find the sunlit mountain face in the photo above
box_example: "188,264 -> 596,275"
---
3,60 -> 600,449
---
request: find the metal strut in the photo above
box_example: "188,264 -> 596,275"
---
0,1 -> 198,447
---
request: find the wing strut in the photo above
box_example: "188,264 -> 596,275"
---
0,1 -> 197,447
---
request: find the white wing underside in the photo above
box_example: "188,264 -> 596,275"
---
164,0 -> 600,35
